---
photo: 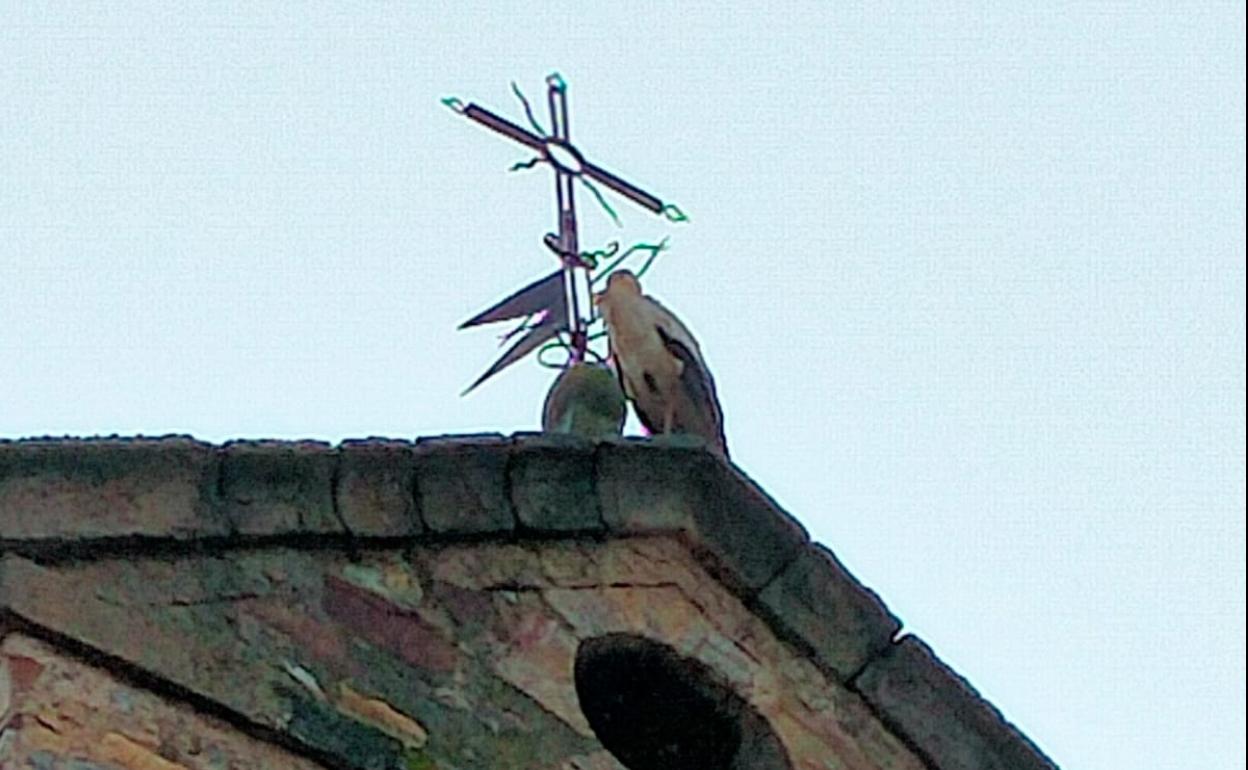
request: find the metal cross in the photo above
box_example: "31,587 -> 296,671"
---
448,73 -> 685,393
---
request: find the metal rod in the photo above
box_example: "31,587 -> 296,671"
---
463,104 -> 545,151
452,74 -> 682,386
581,161 -> 664,214
547,77 -> 585,362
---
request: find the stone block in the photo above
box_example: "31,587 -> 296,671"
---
597,441 -> 807,594
756,543 -> 899,681
336,440 -> 421,538
283,688 -> 406,770
219,441 -> 340,536
691,462 -> 809,594
596,439 -> 702,532
509,434 -> 601,533
853,636 -> 1058,770
414,435 -> 513,536
0,436 -> 222,541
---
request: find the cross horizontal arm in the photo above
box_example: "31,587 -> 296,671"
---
581,161 -> 663,215
463,104 -> 545,152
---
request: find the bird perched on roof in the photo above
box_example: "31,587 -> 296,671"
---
542,362 -> 627,439
594,270 -> 728,457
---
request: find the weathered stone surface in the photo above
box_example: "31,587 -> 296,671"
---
0,437 -> 222,541
598,441 -> 808,594
2,539 -> 928,770
1,547 -> 608,770
337,681 -> 429,748
0,554 -> 291,722
693,462 -> 809,594
283,688 -> 407,770
414,434 -> 513,535
0,434 -> 1053,770
510,434 -> 602,533
853,636 -> 1058,770
323,573 -> 461,675
219,440 -> 340,535
757,543 -> 900,681
0,634 -> 325,770
337,440 -> 421,537
431,538 -> 927,770
597,439 -> 701,533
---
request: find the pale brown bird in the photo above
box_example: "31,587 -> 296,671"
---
594,270 -> 728,457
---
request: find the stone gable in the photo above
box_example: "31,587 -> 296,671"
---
0,435 -> 1056,770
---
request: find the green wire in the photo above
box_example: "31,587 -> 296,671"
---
510,81 -> 548,136
577,241 -> 619,270
580,178 -> 622,227
509,156 -> 544,172
537,336 -> 574,368
590,238 -> 670,287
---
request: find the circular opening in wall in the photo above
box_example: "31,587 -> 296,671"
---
574,634 -> 793,770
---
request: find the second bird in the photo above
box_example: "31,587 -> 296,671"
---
594,270 -> 728,458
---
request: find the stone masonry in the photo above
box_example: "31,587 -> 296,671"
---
0,435 -> 1057,770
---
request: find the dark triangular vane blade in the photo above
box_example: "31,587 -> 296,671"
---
459,270 -> 566,328
462,313 -> 568,395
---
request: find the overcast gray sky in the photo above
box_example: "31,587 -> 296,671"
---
2,3 -> 1244,768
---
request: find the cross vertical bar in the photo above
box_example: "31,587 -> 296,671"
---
546,75 -> 586,362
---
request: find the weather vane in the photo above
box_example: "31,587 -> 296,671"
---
443,73 -> 687,394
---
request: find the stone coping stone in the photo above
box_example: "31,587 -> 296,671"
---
757,543 -> 900,681
0,435 -> 225,541
853,635 -> 1058,770
0,434 -> 830,618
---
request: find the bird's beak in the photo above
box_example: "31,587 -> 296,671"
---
592,290 -> 605,306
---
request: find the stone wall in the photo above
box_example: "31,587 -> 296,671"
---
1,633 -> 324,770
2,538 -> 923,770
0,435 -> 1058,770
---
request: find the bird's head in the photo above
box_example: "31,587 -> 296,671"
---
593,270 -> 642,309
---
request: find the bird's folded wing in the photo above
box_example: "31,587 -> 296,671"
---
655,325 -> 727,454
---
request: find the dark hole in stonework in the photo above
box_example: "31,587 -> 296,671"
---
574,634 -> 793,770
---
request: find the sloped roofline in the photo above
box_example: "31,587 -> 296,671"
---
0,434 -> 1056,770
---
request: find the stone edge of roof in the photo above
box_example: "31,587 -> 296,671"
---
0,433 -> 1057,770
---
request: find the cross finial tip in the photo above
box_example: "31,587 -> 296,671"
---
662,203 -> 689,223
546,73 -> 567,91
